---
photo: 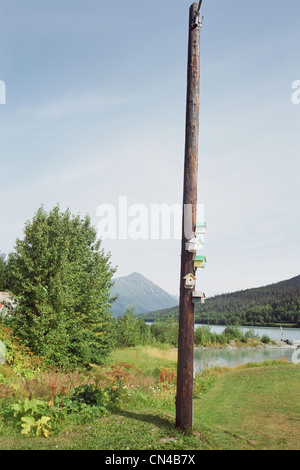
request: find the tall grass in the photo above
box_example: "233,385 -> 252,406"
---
110,346 -> 177,379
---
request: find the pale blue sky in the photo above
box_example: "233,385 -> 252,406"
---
0,0 -> 299,297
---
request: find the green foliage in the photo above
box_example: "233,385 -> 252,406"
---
194,324 -> 262,346
114,310 -> 178,348
71,384 -> 109,406
114,314 -> 274,349
243,327 -> 259,339
261,334 -> 271,344
115,307 -> 152,348
21,415 -> 51,437
5,205 -> 116,367
0,324 -> 44,378
51,381 -> 126,425
70,382 -> 124,408
193,370 -> 216,398
194,325 -> 214,346
223,325 -> 244,340
6,398 -> 52,437
115,307 -> 139,348
194,325 -> 228,346
11,397 -> 46,417
0,374 -> 127,436
0,257 -> 9,291
150,317 -> 178,347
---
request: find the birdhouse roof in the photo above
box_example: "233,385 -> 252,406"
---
192,291 -> 205,297
183,273 -> 196,280
195,255 -> 206,261
189,237 -> 203,244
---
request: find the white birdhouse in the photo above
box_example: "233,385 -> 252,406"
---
192,291 -> 206,304
186,237 -> 204,253
195,222 -> 207,236
183,273 -> 196,290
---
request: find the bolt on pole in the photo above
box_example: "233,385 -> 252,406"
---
176,2 -> 201,431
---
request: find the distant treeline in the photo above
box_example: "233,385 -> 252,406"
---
114,308 -> 272,348
140,275 -> 300,327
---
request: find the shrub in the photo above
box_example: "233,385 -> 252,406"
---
150,317 -> 178,346
0,324 -> 44,377
244,327 -> 259,339
194,326 -> 229,346
261,334 -> 271,344
115,307 -> 140,347
70,384 -> 109,406
223,325 -> 244,341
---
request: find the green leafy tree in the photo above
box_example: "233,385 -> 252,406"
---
150,316 -> 178,346
115,306 -> 139,348
0,256 -> 9,291
6,205 -> 117,367
136,318 -> 152,345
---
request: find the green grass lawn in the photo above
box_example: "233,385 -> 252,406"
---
0,347 -> 299,450
193,364 -> 300,450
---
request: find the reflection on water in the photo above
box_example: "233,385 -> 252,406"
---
193,347 -> 294,373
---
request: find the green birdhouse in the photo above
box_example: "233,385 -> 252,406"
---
194,255 -> 206,269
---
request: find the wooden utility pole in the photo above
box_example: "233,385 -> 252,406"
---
176,1 -> 202,431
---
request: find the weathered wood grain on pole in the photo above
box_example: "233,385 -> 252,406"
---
176,2 -> 201,431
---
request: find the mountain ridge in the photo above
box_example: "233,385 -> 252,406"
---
139,274 -> 300,327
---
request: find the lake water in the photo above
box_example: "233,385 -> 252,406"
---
193,346 -> 297,373
147,322 -> 300,371
193,324 -> 300,372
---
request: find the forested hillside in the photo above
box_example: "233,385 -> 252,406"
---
141,275 -> 300,327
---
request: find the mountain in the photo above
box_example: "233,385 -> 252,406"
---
110,272 -> 178,316
139,275 -> 300,327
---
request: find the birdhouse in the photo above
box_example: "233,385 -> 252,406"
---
183,273 -> 196,290
194,255 -> 206,269
195,222 -> 207,236
192,291 -> 206,304
186,237 -> 204,253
